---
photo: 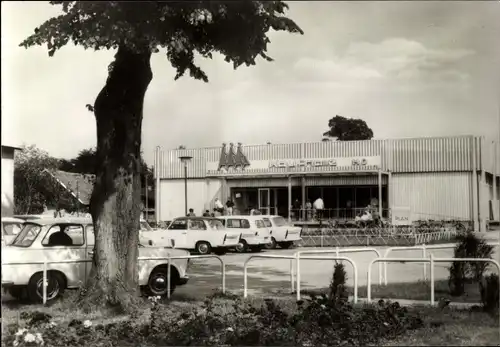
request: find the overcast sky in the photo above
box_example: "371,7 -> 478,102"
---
2,1 -> 499,165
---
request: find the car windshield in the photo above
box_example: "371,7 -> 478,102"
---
11,223 -> 43,247
272,217 -> 288,227
208,219 -> 225,230
140,221 -> 153,231
2,222 -> 23,236
262,218 -> 272,228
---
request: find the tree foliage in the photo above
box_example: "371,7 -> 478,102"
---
20,1 -> 303,83
14,145 -> 76,214
59,147 -> 154,188
323,115 -> 374,141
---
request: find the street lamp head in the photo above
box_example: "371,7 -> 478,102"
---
179,155 -> 193,164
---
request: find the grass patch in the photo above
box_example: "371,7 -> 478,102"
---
302,279 -> 482,303
380,307 -> 499,346
2,290 -> 498,346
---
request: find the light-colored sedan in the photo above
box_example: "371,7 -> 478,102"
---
217,215 -> 272,253
166,217 -> 242,255
261,215 -> 302,249
1,217 -> 191,303
1,217 -> 24,246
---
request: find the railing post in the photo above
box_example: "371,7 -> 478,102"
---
220,256 -> 226,294
43,261 -> 47,305
422,244 -> 427,281
335,246 -> 339,258
296,252 -> 301,301
320,228 -> 324,248
167,253 -> 172,299
430,253 -> 435,306
290,258 -> 295,293
367,260 -> 373,303
244,258 -> 249,298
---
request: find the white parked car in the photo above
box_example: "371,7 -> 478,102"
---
261,215 -> 302,249
1,217 -> 190,303
217,215 -> 272,253
1,217 -> 24,246
166,217 -> 241,255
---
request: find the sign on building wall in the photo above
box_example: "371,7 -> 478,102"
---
268,156 -> 380,169
391,206 -> 413,226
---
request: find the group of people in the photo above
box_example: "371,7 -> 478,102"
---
291,197 -> 325,221
186,198 -> 236,218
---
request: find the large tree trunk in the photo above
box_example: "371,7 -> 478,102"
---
79,46 -> 152,313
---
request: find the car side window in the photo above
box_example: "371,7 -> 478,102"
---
169,220 -> 187,230
227,219 -> 250,229
189,220 -> 207,230
42,224 -> 85,247
255,220 -> 265,228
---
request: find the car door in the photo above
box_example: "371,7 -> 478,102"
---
167,219 -> 189,248
187,219 -> 208,246
40,223 -> 87,288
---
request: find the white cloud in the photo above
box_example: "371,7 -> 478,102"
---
293,38 -> 474,85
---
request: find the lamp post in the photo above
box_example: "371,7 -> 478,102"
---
179,155 -> 192,216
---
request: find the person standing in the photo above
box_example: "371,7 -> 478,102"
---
305,200 -> 312,221
293,198 -> 301,221
187,208 -> 196,217
214,198 -> 224,214
313,197 -> 325,222
202,209 -> 211,217
226,199 -> 235,216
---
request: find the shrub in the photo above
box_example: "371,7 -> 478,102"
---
329,261 -> 348,300
448,232 -> 494,296
479,274 -> 499,314
3,295 -> 426,346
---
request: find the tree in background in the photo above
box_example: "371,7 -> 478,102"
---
14,145 -> 72,214
323,115 -> 374,141
21,1 -> 303,311
59,147 -> 154,189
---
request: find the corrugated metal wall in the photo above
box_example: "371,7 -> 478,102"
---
157,136 -> 496,179
391,172 -> 472,220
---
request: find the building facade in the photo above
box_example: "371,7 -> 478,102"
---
1,145 -> 21,217
154,136 -> 500,231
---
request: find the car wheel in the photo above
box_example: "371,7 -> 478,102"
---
147,267 -> 176,297
279,241 -> 294,249
264,237 -> 277,250
8,286 -> 27,301
196,241 -> 212,255
28,272 -> 65,304
235,240 -> 248,253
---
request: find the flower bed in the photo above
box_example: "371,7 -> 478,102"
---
3,293 -> 425,347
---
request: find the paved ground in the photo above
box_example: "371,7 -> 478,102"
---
174,243 -> 500,299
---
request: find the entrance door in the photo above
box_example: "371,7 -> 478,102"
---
258,188 -> 271,215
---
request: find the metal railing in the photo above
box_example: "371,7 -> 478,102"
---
367,256 -> 500,337
3,254 -> 226,304
293,247 -> 383,286
290,208 -> 391,222
383,242 -> 500,286
243,254 -> 358,303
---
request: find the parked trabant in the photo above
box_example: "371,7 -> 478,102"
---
217,215 -> 272,253
166,217 -> 241,255
1,217 -> 24,246
1,217 -> 190,303
260,215 -> 302,249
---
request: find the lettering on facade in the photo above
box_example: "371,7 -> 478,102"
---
269,158 -> 369,169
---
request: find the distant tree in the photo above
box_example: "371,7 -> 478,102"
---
14,145 -> 72,214
21,1 -> 303,310
323,115 -> 374,141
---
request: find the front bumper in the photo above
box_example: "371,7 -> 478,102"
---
2,281 -> 14,290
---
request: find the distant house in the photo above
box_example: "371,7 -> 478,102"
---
1,145 -> 21,216
44,170 -> 155,219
